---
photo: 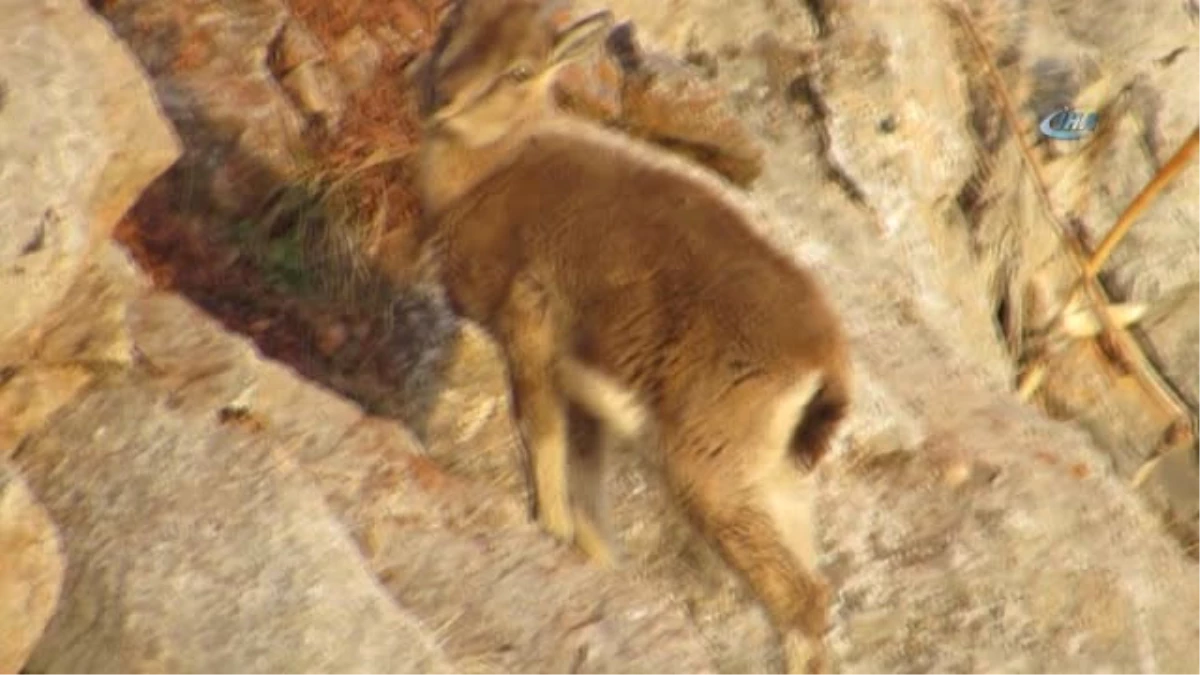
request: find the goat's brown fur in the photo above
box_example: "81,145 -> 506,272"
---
414,1 -> 851,671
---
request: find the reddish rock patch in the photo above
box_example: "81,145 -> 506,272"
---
112,0 -> 439,409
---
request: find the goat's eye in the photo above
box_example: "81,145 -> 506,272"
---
508,64 -> 534,81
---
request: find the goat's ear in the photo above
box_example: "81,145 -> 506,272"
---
605,20 -> 642,72
433,0 -> 456,26
549,9 -> 614,66
403,52 -> 430,90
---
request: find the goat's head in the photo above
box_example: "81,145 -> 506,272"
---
412,0 -> 614,141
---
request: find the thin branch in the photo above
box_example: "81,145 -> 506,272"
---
1085,128 -> 1199,277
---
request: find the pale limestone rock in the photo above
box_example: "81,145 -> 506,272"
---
0,464 -> 64,674
14,376 -> 448,673
0,0 -> 180,366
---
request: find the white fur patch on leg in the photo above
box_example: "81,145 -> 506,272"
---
782,628 -> 827,674
763,471 -> 820,570
557,357 -> 647,440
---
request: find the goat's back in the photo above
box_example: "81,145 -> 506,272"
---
431,118 -> 847,418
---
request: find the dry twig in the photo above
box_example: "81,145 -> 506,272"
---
944,1 -> 1197,449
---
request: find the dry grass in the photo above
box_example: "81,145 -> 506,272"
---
255,146 -> 422,311
944,1 -> 1198,456
106,0 -> 461,425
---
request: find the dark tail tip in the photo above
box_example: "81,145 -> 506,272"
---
789,376 -> 848,471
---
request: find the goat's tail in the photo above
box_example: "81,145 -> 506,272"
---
780,369 -> 848,471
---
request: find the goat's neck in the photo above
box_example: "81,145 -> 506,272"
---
419,112 -> 542,216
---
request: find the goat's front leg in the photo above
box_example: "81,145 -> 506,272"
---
497,276 -> 574,544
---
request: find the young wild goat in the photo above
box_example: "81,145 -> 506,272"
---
412,1 -> 851,671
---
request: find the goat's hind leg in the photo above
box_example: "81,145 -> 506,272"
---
761,469 -> 829,674
675,464 -> 830,674
498,277 -> 574,544
670,375 -> 833,673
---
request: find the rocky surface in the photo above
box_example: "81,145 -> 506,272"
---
1,0 -> 1196,672
14,345 -> 449,673
0,0 -> 180,367
0,465 -> 64,674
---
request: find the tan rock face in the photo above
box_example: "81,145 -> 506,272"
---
99,0 -> 303,217
0,0 -> 179,366
269,20 -> 348,133
0,241 -> 144,464
0,465 -> 64,674
12,371 -> 449,674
